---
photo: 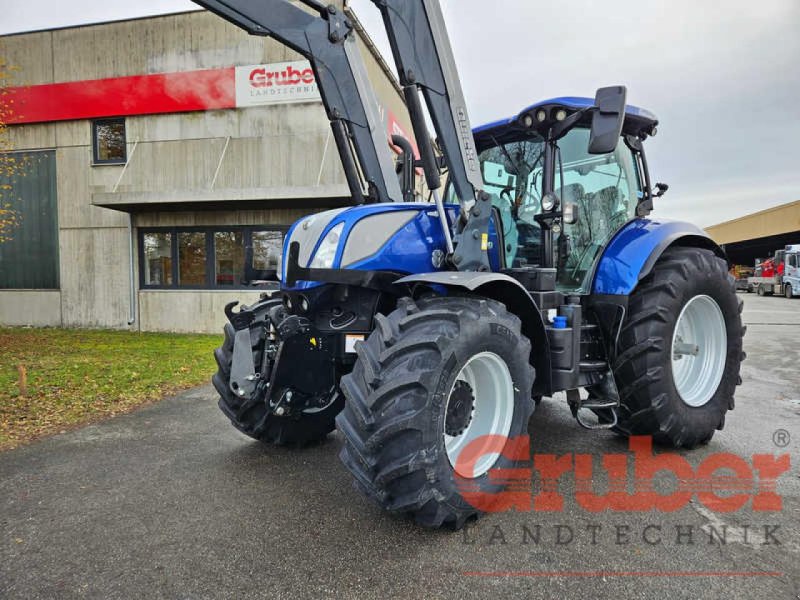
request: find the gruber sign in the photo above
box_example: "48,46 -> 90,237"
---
6,61 -> 417,159
235,61 -> 321,107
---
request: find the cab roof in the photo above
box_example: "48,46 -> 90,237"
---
473,96 -> 659,149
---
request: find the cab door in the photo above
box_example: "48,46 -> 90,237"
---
786,253 -> 800,292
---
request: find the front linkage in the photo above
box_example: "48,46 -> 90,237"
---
214,281 -> 392,445
214,296 -> 339,444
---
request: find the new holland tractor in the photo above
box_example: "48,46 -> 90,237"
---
197,0 -> 745,528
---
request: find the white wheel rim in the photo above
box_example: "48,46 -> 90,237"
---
444,352 -> 515,478
671,295 -> 727,407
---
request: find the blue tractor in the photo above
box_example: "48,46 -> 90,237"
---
198,0 -> 745,528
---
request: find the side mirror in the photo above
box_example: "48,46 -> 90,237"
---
588,86 -> 627,155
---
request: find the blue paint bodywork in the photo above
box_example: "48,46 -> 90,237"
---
283,204 -> 445,290
591,218 -> 715,295
282,203 -> 505,291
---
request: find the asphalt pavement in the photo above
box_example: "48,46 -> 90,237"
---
1,292 -> 799,599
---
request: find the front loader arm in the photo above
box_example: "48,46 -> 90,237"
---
372,0 -> 490,271
193,0 -> 402,204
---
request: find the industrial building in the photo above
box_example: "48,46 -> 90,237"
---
705,200 -> 800,267
0,7 -> 414,333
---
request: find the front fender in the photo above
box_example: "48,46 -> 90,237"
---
592,218 -> 726,296
395,272 -> 551,395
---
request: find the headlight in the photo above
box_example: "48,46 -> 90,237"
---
542,192 -> 558,212
309,223 -> 344,269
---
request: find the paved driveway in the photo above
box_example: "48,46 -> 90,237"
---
2,293 -> 799,599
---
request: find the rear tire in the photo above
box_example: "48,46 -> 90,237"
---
213,307 -> 343,447
336,296 -> 535,529
757,284 -> 766,296
613,247 -> 745,448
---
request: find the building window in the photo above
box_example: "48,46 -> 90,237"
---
142,232 -> 173,286
214,231 -> 245,286
92,119 -> 127,165
139,227 -> 286,290
177,232 -> 207,286
252,231 -> 283,281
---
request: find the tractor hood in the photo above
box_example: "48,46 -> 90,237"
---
281,203 -> 453,290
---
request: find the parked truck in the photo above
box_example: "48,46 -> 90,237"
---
748,245 -> 800,298
731,264 -> 753,292
194,0 -> 745,528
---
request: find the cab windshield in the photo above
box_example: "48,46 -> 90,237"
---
446,127 -> 642,293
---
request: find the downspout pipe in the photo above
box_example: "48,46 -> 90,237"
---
114,139 -> 139,328
127,213 -> 136,327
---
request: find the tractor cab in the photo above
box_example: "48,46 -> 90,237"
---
461,97 -> 660,293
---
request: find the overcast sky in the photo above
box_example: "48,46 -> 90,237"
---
1,0 -> 798,227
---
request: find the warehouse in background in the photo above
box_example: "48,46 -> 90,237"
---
0,7 -> 415,333
705,200 -> 800,269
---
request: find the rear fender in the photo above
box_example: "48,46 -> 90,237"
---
395,272 -> 551,394
593,219 -> 727,296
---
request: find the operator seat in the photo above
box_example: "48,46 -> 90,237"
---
560,183 -> 587,243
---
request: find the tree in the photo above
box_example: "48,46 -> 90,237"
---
0,50 -> 24,244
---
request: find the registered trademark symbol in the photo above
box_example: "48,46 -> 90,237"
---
773,429 -> 790,448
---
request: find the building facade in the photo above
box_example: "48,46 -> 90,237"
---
0,8 -> 414,332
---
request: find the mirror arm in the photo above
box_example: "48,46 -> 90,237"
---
550,108 -> 593,142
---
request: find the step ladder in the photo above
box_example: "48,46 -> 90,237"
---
566,366 -> 620,430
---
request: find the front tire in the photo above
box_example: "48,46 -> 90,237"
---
336,296 -> 535,529
613,247 -> 745,448
785,284 -> 794,299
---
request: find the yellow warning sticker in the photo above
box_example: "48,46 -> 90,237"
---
481,233 -> 489,251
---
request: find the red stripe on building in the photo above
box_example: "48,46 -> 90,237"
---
6,67 -> 236,125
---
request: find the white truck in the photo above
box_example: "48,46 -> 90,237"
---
748,244 -> 800,298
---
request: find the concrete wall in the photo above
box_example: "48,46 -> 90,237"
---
0,291 -> 62,327
138,290 -> 274,333
0,10 -> 412,333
